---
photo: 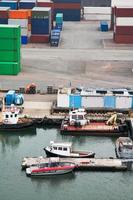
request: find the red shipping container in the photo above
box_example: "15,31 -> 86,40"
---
0,10 -> 9,18
30,34 -> 49,43
115,26 -> 133,35
115,8 -> 133,17
37,2 -> 54,8
114,33 -> 133,43
54,3 -> 81,9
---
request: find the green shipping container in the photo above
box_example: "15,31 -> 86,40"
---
0,38 -> 20,51
0,24 -> 21,39
0,51 -> 20,62
0,62 -> 21,75
32,7 -> 51,18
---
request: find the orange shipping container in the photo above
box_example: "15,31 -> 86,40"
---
9,10 -> 29,19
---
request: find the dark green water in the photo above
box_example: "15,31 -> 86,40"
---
0,128 -> 133,200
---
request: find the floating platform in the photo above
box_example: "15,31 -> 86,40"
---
21,157 -> 129,171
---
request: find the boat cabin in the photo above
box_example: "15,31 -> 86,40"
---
69,108 -> 89,126
2,104 -> 19,124
49,141 -> 73,156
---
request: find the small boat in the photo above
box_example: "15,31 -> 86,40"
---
0,104 -> 34,130
26,158 -> 76,176
44,141 -> 95,158
61,108 -> 128,136
115,137 -> 133,159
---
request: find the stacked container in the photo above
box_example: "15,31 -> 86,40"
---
8,10 -> 29,44
0,7 -> 10,24
0,24 -> 21,75
55,13 -> 63,30
19,0 -> 37,9
30,7 -> 51,43
0,1 -> 18,10
113,4 -> 133,43
53,0 -> 81,21
50,29 -> 60,46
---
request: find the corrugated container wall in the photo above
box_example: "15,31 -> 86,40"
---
82,96 -> 104,108
57,94 -> 69,108
115,96 -> 132,109
0,1 -> 18,10
69,95 -> 81,108
104,95 -> 116,108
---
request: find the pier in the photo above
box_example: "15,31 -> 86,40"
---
21,157 -> 130,171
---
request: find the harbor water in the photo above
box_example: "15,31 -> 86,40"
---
0,127 -> 133,200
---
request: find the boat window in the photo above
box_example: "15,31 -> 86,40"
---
5,115 -> 9,118
15,114 -> 17,117
78,115 -> 84,120
10,115 -> 13,118
53,147 -> 57,150
72,115 -> 77,120
58,147 -> 62,150
63,147 -> 67,151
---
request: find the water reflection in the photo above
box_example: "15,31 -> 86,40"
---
0,127 -> 37,152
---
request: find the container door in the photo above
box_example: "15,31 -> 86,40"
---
69,95 -> 81,109
104,96 -> 116,108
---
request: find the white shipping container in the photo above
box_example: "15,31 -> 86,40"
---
116,96 -> 132,109
8,19 -> 28,28
57,94 -> 69,108
111,0 -> 133,7
116,17 -> 133,26
82,96 -> 104,108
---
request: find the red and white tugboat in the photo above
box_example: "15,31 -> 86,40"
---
61,108 -> 128,136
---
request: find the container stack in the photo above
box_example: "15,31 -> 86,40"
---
50,29 -> 60,46
37,0 -> 54,8
55,13 -> 63,30
30,7 -> 51,43
113,4 -> 133,43
0,24 -> 21,75
53,0 -> 81,21
0,7 -> 10,24
0,1 -> 18,10
8,10 -> 29,44
19,0 -> 37,9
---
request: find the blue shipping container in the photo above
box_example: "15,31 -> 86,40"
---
0,1 -> 18,10
100,21 -> 108,32
69,95 -> 81,108
53,0 -> 81,3
54,9 -> 80,21
55,23 -> 63,30
5,90 -> 16,105
0,18 -> 8,24
19,1 -> 36,9
104,96 -> 116,108
31,18 -> 49,34
21,36 -> 28,44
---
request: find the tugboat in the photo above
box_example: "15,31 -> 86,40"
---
61,108 -> 128,136
44,141 -> 95,158
26,158 -> 76,176
0,104 -> 34,130
115,137 -> 133,159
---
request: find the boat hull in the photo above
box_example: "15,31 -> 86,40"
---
0,121 -> 34,131
44,148 -> 95,158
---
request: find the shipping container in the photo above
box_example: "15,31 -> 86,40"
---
104,96 -> 116,108
114,26 -> 133,35
8,19 -> 28,28
0,7 -> 10,18
54,3 -> 81,9
9,10 -> 29,19
53,0 -> 81,3
19,1 -> 36,9
0,61 -> 20,75
0,1 -> 18,10
30,34 -> 49,43
31,18 -> 50,34
116,17 -> 133,26
82,96 -> 104,108
0,38 -> 20,50
115,7 -> 133,17
32,7 -> 51,18
0,51 -> 20,62
54,9 -> 80,21
115,96 -> 132,109
69,95 -> 81,108
0,24 -> 21,38
0,18 -> 8,24
37,0 -> 54,8
114,33 -> 133,43
56,13 -> 63,23
57,93 -> 69,108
